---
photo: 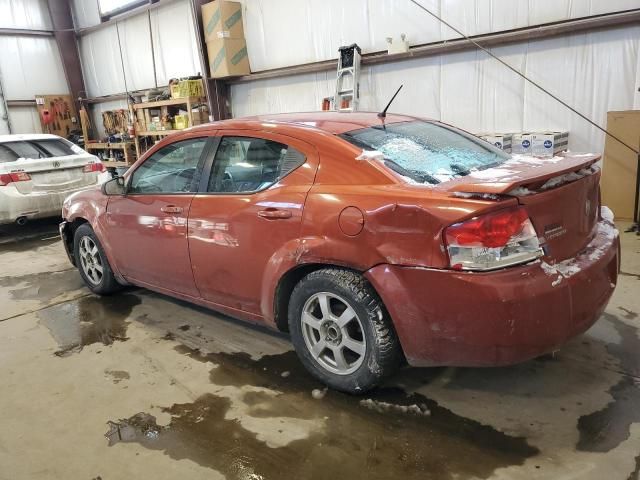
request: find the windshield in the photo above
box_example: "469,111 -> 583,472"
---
340,120 -> 510,184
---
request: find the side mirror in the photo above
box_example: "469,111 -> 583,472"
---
102,176 -> 126,196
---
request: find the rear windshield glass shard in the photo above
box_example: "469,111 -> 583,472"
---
340,121 -> 510,184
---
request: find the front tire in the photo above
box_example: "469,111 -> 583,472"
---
73,224 -> 121,295
288,268 -> 401,393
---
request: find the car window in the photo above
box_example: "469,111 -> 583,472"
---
340,120 -> 510,185
2,141 -> 47,160
33,139 -> 75,157
208,136 -> 305,193
129,138 -> 207,194
0,144 -> 20,163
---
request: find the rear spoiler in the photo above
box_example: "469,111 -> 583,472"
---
437,153 -> 601,195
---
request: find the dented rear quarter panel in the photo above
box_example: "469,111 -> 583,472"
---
298,138 -> 519,271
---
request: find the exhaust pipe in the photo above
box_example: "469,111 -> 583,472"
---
15,216 -> 28,226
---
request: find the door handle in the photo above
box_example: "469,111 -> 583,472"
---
257,208 -> 292,219
161,205 -> 183,214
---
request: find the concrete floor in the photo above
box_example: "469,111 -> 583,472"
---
0,218 -> 639,480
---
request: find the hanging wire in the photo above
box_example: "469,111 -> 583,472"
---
147,9 -> 158,88
115,20 -> 130,100
408,0 -> 639,155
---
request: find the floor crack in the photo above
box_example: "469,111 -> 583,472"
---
0,293 -> 93,323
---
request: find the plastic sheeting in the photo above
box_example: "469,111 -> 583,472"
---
0,0 -> 52,30
241,0 -> 640,71
0,36 -> 69,99
7,106 -> 43,134
231,24 -> 640,154
71,0 -> 102,30
78,0 -> 201,97
0,0 -> 68,134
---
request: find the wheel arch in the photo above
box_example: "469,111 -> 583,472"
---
273,262 -> 365,333
61,217 -> 89,266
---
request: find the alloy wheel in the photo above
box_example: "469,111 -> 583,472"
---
301,292 -> 367,375
79,236 -> 103,286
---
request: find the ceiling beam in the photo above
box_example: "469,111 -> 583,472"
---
47,0 -> 87,115
0,28 -> 53,37
6,100 -> 37,107
189,0 -> 231,120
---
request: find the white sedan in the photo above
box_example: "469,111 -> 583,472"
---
0,134 -> 109,225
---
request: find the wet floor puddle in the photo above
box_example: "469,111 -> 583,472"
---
38,294 -> 141,356
106,345 -> 538,480
577,313 -> 640,453
1,269 -> 84,304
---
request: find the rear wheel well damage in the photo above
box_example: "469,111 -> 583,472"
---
273,263 -> 368,333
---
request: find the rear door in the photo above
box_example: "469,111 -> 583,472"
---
188,131 -> 318,316
106,136 -> 212,297
0,139 -> 100,194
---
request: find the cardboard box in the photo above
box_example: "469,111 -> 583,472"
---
170,79 -> 204,99
202,0 -> 244,42
601,110 -> 640,220
531,131 -> 569,157
207,38 -> 250,78
174,114 -> 189,130
479,133 -> 513,153
512,133 -> 533,155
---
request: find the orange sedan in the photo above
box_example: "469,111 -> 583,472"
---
60,112 -> 619,393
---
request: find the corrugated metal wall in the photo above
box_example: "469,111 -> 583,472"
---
0,0 -> 69,134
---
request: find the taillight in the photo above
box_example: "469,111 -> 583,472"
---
0,172 -> 31,186
444,207 -> 543,271
84,162 -> 104,173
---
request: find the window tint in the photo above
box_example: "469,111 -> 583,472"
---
340,121 -> 510,185
208,137 -> 305,193
0,144 -> 19,163
129,138 -> 207,194
3,141 -> 46,160
34,139 -> 75,157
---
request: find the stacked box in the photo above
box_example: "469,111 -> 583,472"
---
202,1 -> 250,78
512,133 -> 533,155
531,132 -> 569,157
479,134 -> 513,153
170,79 -> 204,99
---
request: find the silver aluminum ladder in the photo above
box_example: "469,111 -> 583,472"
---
334,44 -> 362,112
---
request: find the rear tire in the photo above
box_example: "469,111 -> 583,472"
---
288,268 -> 401,394
73,224 -> 121,295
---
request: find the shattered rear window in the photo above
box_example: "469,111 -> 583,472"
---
340,121 -> 509,184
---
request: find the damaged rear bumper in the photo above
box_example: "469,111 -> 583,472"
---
365,219 -> 620,367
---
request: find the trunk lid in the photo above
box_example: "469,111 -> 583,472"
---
438,153 -> 601,262
0,154 -> 100,194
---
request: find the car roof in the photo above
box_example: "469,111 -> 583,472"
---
0,133 -> 63,143
189,111 -> 423,135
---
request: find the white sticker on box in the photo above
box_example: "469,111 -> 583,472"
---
216,30 -> 231,38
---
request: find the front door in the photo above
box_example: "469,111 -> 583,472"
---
188,131 -> 318,316
106,137 -> 210,297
